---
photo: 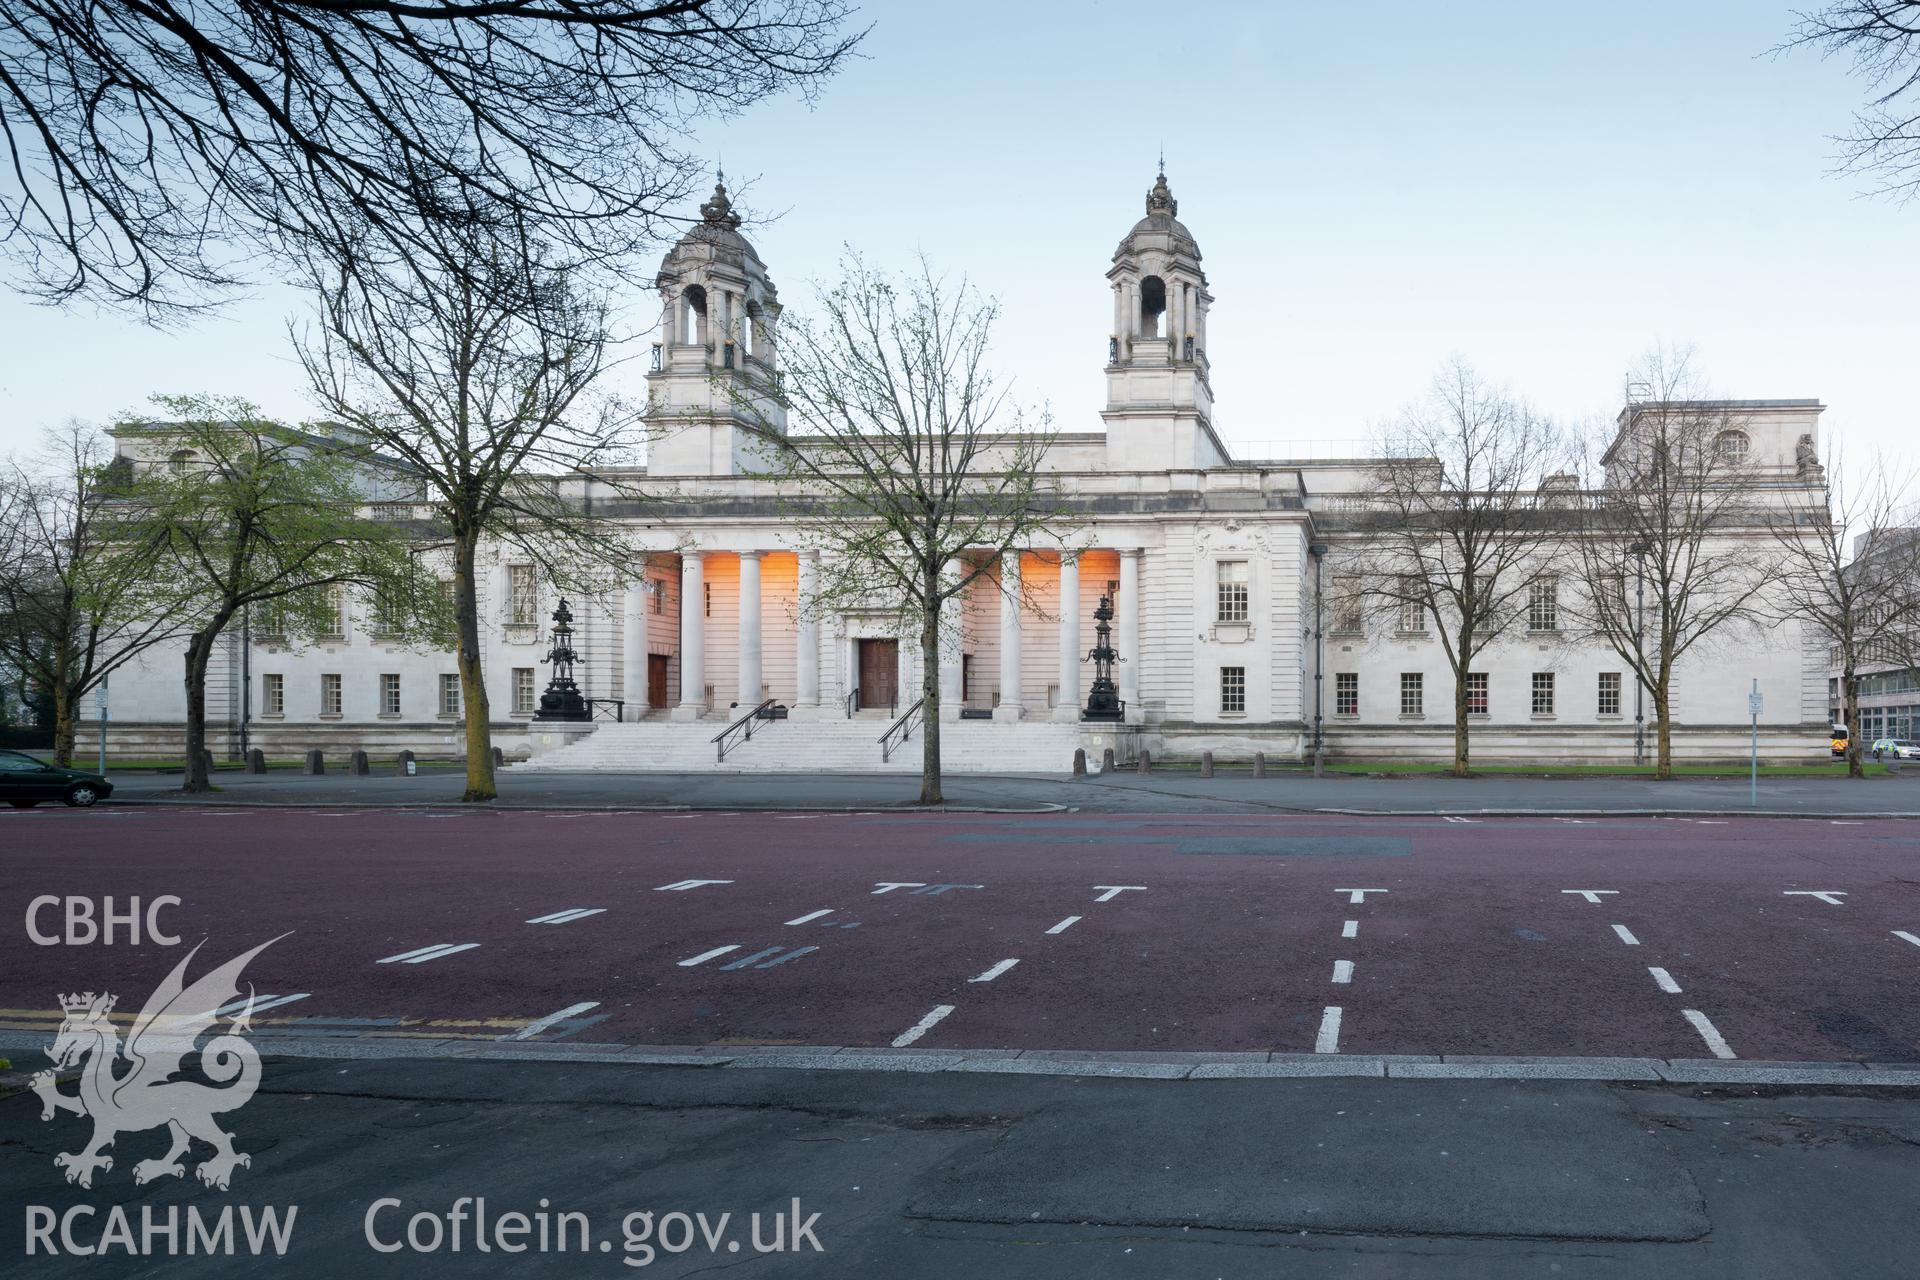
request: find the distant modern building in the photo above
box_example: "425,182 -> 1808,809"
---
92,172 -> 1837,770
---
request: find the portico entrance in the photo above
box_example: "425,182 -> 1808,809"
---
857,638 -> 899,710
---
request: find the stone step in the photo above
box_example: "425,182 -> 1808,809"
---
510,718 -> 1085,774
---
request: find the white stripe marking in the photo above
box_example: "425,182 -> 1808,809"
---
377,942 -> 478,964
1341,920 -> 1358,938
1331,960 -> 1354,984
968,958 -> 1020,983
1338,889 -> 1387,904
1315,1006 -> 1343,1054
526,908 -> 606,924
1611,924 -> 1640,946
892,1004 -> 955,1047
1683,1008 -> 1737,1059
1562,889 -> 1619,904
677,946 -> 740,967
1442,816 -> 1475,823
872,882 -> 926,895
785,909 -> 834,926
655,879 -> 733,892
1893,931 -> 1920,948
1648,967 -> 1682,994
1046,916 -> 1082,935
216,993 -> 309,1016
1783,890 -> 1847,905
508,1001 -> 601,1041
1092,885 -> 1146,902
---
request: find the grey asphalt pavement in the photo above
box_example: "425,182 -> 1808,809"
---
95,764 -> 1920,815
6,1056 -> 1918,1277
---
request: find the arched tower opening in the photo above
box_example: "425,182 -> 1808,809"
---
1139,275 -> 1167,339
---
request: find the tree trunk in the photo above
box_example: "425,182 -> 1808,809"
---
181,622 -> 226,793
1843,670 -> 1863,779
1653,681 -> 1673,781
1451,653 -> 1470,778
454,532 -> 497,802
919,573 -> 944,806
52,683 -> 77,768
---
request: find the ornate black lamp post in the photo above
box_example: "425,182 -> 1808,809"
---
534,599 -> 590,721
1083,580 -> 1125,721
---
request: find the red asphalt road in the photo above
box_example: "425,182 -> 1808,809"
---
3,808 -> 1919,1063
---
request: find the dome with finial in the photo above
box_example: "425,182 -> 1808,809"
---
699,178 -> 742,232
661,172 -> 766,276
1117,168 -> 1200,263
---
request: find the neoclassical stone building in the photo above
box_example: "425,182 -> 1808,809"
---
94,172 -> 1835,770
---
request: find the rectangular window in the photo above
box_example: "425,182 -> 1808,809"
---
1400,672 -> 1424,717
508,563 -> 538,626
1532,671 -> 1556,716
372,585 -> 406,636
650,579 -> 667,615
321,673 -> 342,717
1528,576 -> 1559,632
256,601 -> 287,638
513,667 -> 536,714
323,584 -> 348,639
1598,671 -> 1622,716
262,673 -> 284,717
379,673 -> 401,716
440,674 -> 463,717
1466,671 -> 1488,716
1331,576 -> 1362,634
1220,666 -> 1246,715
1335,672 -> 1358,716
1216,561 -> 1250,624
704,581 -> 712,618
1397,577 -> 1427,633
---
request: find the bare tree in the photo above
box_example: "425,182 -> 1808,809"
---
295,212 -> 640,803
1780,3 -> 1920,200
727,255 -> 1071,805
1767,441 -> 1920,776
0,424 -> 181,764
1353,359 -> 1566,777
1,1 -> 861,318
133,398 -> 440,792
1569,351 -> 1773,779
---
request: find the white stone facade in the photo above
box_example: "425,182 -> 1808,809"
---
89,174 -> 1837,767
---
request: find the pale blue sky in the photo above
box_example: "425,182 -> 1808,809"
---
2,1 -> 1913,467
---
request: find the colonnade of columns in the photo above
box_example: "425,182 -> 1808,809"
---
633,547 -> 1143,724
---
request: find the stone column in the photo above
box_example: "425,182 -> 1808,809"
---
737,550 -> 763,708
622,577 -> 648,722
794,551 -> 820,715
938,557 -> 964,723
995,550 -> 1024,722
1119,549 -> 1141,720
671,551 -> 707,721
1055,552 -> 1081,722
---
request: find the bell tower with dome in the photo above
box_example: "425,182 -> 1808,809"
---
1102,169 -> 1227,470
645,178 -> 785,477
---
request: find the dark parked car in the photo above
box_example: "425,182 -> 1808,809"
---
0,749 -> 112,807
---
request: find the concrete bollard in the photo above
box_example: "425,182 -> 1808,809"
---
350,749 -> 370,776
491,745 -> 505,769
1200,751 -> 1214,778
1254,751 -> 1267,778
1137,748 -> 1152,774
245,748 -> 266,774
1072,748 -> 1087,776
396,749 -> 416,776
1101,747 -> 1116,773
304,749 -> 325,775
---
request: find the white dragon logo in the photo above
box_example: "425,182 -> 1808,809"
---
30,937 -> 285,1190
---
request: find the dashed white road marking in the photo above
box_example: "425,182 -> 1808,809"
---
1683,1009 -> 1737,1059
1337,889 -> 1387,904
1441,816 -> 1476,824
508,1001 -> 601,1041
969,959 -> 1020,983
1092,885 -> 1146,902
377,942 -> 479,965
1331,960 -> 1354,985
1611,924 -> 1641,946
1831,820 -> 1863,826
1341,920 -> 1358,939
677,945 -> 740,967
1315,1006 -> 1343,1054
527,908 -> 606,924
655,879 -> 734,892
1046,916 -> 1081,935
1552,817 -> 1591,824
872,882 -> 928,895
216,993 -> 308,1016
1562,890 -> 1620,904
1783,890 -> 1847,906
785,909 -> 835,926
892,1004 -> 955,1047
1648,967 -> 1682,994
1893,931 -> 1920,948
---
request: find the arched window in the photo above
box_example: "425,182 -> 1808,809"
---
1139,275 -> 1166,339
681,284 -> 707,344
1713,430 -> 1750,461
168,449 -> 195,474
742,299 -> 763,357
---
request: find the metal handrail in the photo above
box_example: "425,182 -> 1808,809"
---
711,698 -> 777,761
878,698 -> 925,763
845,687 -> 859,718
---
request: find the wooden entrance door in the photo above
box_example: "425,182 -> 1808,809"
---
647,654 -> 670,709
858,638 -> 898,710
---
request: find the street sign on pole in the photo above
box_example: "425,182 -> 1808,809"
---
1749,680 -> 1762,808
